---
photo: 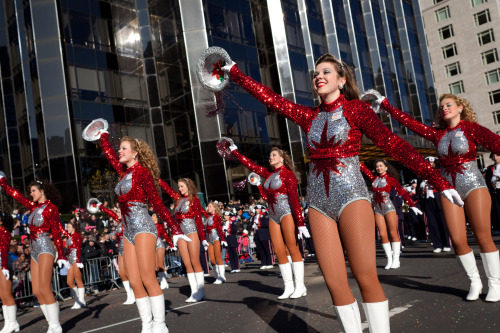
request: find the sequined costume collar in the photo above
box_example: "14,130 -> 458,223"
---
272,165 -> 286,172
446,120 -> 463,132
125,162 -> 141,173
320,95 -> 345,112
36,200 -> 51,207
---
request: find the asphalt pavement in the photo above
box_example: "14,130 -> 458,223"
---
10,235 -> 500,332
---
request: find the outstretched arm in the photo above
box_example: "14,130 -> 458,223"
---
229,64 -> 315,131
467,122 -> 500,155
387,177 -> 416,208
0,178 -> 36,210
99,133 -> 125,175
158,178 -> 180,201
99,204 -> 119,222
359,163 -> 376,182
231,150 -> 271,179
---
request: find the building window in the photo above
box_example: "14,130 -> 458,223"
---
449,81 -> 465,94
439,25 -> 454,40
442,43 -> 457,59
474,9 -> 491,26
471,0 -> 488,7
489,89 -> 500,104
433,0 -> 444,3
482,49 -> 499,65
445,62 -> 461,77
493,110 -> 500,125
485,69 -> 500,85
478,29 -> 495,46
435,6 -> 450,22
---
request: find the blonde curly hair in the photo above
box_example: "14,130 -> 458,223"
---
435,94 -> 477,129
120,136 -> 160,189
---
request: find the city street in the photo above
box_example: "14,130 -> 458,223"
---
14,236 -> 500,333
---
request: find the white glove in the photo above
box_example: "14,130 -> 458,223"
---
2,269 -> 9,280
57,259 -> 70,270
298,226 -> 310,239
229,143 -> 238,152
410,207 -> 423,215
92,130 -> 108,141
202,240 -> 209,250
441,189 -> 464,207
171,246 -> 177,251
77,263 -> 84,269
221,241 -> 228,247
173,234 -> 192,247
222,61 -> 236,72
0,171 -> 5,180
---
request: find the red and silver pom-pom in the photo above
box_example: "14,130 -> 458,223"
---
216,137 -> 236,161
360,89 -> 384,113
232,179 -> 247,192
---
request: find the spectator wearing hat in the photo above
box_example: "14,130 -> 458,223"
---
225,212 -> 240,273
421,157 -> 451,253
252,205 -> 273,269
406,179 -> 427,243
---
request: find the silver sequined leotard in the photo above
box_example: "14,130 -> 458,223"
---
115,170 -> 158,245
30,205 -> 56,263
66,236 -> 77,265
116,223 -> 124,255
372,177 -> 396,216
437,127 -> 486,200
307,109 -> 370,221
204,215 -> 220,245
175,198 -> 197,235
264,170 -> 292,224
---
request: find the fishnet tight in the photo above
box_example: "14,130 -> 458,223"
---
309,200 -> 386,306
441,188 -> 497,255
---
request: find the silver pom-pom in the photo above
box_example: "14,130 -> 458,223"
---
216,137 -> 236,161
87,198 -> 102,214
0,171 -> 5,179
82,118 -> 108,142
247,172 -> 261,186
360,89 -> 384,113
196,47 -> 232,92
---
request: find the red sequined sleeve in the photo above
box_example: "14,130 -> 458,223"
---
58,223 -> 70,239
214,215 -> 225,242
99,132 -> 125,175
229,64 -> 316,131
282,169 -> 305,227
140,170 -> 180,235
73,232 -> 83,264
99,204 -> 119,222
257,185 -> 268,201
380,99 -> 438,143
359,163 -> 376,182
158,178 -> 181,201
0,178 -> 36,210
157,223 -> 174,248
0,228 -> 11,270
349,100 -> 452,192
45,203 -> 66,260
201,208 -> 209,219
231,150 -> 271,179
191,197 -> 206,241
465,121 -> 500,155
387,177 -> 416,208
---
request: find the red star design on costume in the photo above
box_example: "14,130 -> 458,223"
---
372,191 -> 386,210
309,121 -> 346,197
266,190 -> 277,214
441,142 -> 466,187
211,59 -> 226,82
29,226 -> 42,243
119,202 -> 132,226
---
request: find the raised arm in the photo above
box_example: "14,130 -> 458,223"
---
467,122 -> 500,155
191,197 -> 207,242
229,64 -> 315,131
380,99 -> 438,142
141,170 -> 181,234
99,132 -> 125,175
387,177 -> 416,208
231,149 -> 271,178
45,205 -> 66,260
158,178 -> 180,201
351,101 -> 452,192
282,170 -> 305,227
359,163 -> 376,182
0,178 -> 36,210
99,204 -> 119,222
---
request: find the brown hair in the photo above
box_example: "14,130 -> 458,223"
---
314,54 -> 360,101
28,179 -> 62,207
435,94 -> 477,129
207,201 -> 222,218
66,220 -> 81,234
373,159 -> 398,180
120,136 -> 160,189
176,178 -> 199,204
270,147 -> 298,180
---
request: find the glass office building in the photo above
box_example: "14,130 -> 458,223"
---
0,0 -> 436,211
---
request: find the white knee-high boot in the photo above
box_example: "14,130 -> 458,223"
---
185,273 -> 198,303
77,287 -> 86,307
216,265 -> 226,284
480,250 -> 500,302
0,305 -> 20,333
278,263 -> 294,299
333,300 -> 362,333
290,261 -> 306,299
382,243 -> 393,270
45,302 -> 62,333
457,250 -> 482,301
193,272 -> 206,302
390,242 -> 401,269
123,280 -> 136,305
158,271 -> 169,290
362,300 -> 390,333
213,265 -> 221,284
149,294 -> 169,333
135,297 -> 152,333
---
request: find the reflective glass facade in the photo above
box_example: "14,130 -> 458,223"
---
0,0 -> 436,210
